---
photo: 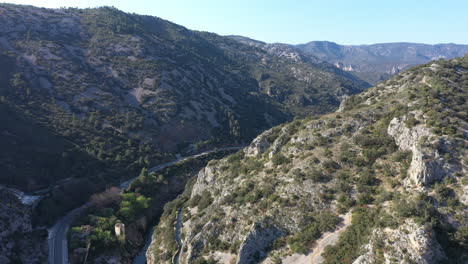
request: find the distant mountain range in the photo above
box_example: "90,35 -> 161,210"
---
295,41 -> 468,83
229,36 -> 468,84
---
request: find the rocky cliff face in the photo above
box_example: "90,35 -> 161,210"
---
147,57 -> 467,263
387,112 -> 450,186
236,222 -> 284,264
0,188 -> 47,263
353,219 -> 446,264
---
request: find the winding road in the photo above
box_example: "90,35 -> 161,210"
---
48,147 -> 243,264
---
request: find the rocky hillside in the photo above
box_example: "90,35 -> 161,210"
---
0,187 -> 47,263
0,4 -> 369,192
147,57 -> 467,263
296,41 -> 468,84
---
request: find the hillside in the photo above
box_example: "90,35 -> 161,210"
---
147,57 -> 467,264
296,41 -> 468,84
0,4 -> 369,192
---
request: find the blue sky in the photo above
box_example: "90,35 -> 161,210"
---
3,0 -> 468,45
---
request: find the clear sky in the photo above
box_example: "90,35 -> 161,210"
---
2,0 -> 468,45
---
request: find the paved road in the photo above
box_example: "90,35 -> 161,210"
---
48,203 -> 91,264
48,146 -> 243,264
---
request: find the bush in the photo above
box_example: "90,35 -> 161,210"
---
272,153 -> 290,166
227,151 -> 244,163
308,169 -> 330,183
404,115 -> 420,128
392,150 -> 412,163
393,194 -> 437,224
89,227 -> 118,251
354,129 -> 397,164
197,191 -> 214,210
289,211 -> 340,254
322,159 -> 340,172
322,207 -> 378,264
378,211 -> 398,229
117,193 -> 150,223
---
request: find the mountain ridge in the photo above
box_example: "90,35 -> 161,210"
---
295,40 -> 468,84
0,5 -> 370,261
146,56 -> 467,264
225,36 -> 468,84
0,4 -> 369,191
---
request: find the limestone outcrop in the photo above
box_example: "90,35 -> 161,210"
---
236,222 -> 284,264
353,220 -> 446,264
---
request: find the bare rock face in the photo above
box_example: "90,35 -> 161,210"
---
353,219 -> 446,264
387,113 -> 446,186
236,222 -> 284,264
190,165 -> 217,198
268,126 -> 292,159
245,128 -> 274,157
407,146 -> 446,186
387,113 -> 433,150
0,189 -> 47,263
244,123 -> 295,158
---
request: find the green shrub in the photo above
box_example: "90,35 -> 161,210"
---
393,194 -> 437,224
392,150 -> 412,163
289,211 -> 340,254
308,169 -> 330,183
322,159 -> 340,172
404,114 -> 420,128
322,207 -> 379,264
354,128 -> 397,164
191,191 -> 213,210
272,153 -> 290,166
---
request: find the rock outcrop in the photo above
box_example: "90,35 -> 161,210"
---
387,113 -> 446,186
244,129 -> 274,157
387,111 -> 464,186
236,222 -> 284,264
190,165 -> 218,198
354,220 -> 446,264
0,188 -> 47,263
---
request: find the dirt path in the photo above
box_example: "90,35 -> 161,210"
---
309,212 -> 352,263
281,212 -> 352,264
